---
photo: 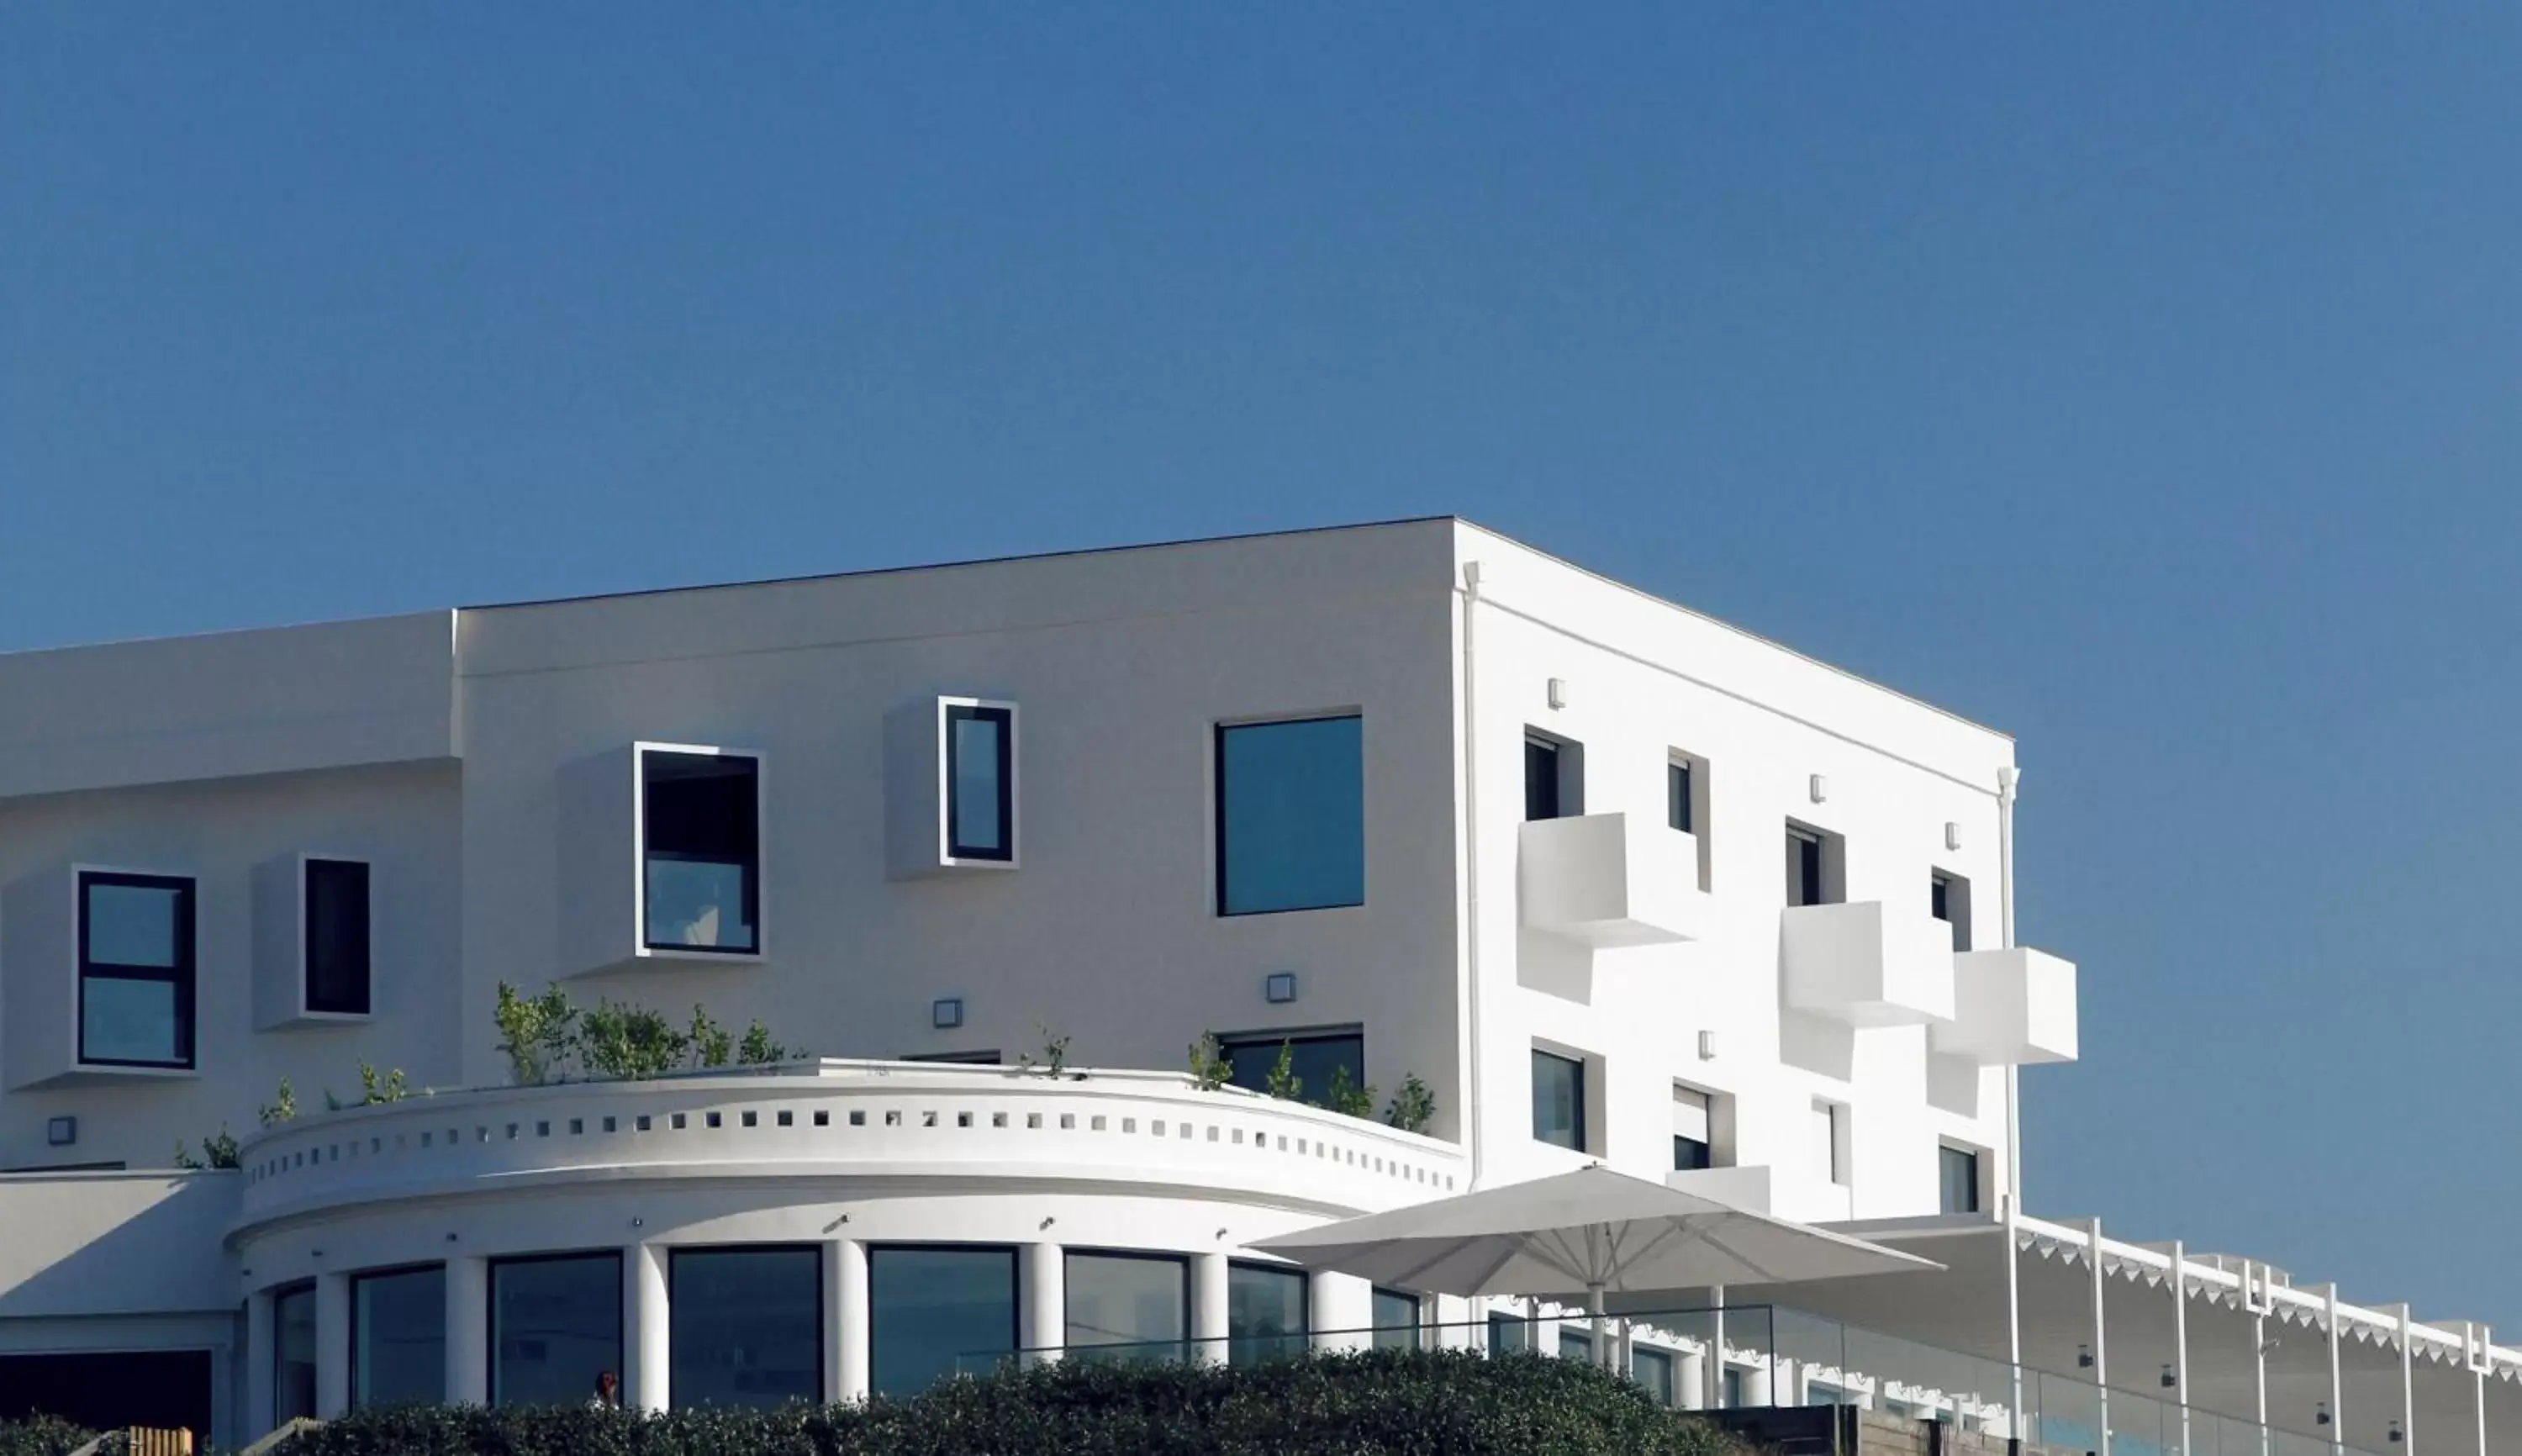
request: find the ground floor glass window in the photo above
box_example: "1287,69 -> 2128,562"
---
273,1282 -> 317,1422
671,1247 -> 820,1409
1631,1344 -> 1676,1406
1370,1288 -> 1422,1352
1226,1262 -> 1308,1365
868,1246 -> 1017,1398
1064,1252 -> 1187,1364
491,1253 -> 622,1407
352,1265 -> 445,1408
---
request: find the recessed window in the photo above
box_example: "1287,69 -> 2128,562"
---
1939,1143 -> 1983,1215
1558,1327 -> 1593,1362
352,1266 -> 445,1409
1812,1100 -> 1849,1188
1488,1310 -> 1530,1355
671,1246 -> 821,1407
1785,823 -> 1844,908
1930,871 -> 1973,952
1066,1251 -> 1189,1364
1371,1289 -> 1422,1352
304,858 -> 372,1016
868,1245 -> 1017,1396
1218,1028 -> 1363,1107
1524,732 -> 1581,820
1531,1048 -> 1587,1152
641,748 -> 759,953
1215,715 -> 1364,916
945,704 -> 1015,863
491,1253 -> 622,1406
78,871 -> 194,1069
1671,1085 -> 1713,1173
1666,759 -> 1694,835
1227,1261 -> 1309,1365
272,1281 -> 317,1423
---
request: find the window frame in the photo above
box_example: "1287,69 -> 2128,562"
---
1371,1288 -> 1422,1351
1225,1258 -> 1311,1366
1215,1026 -> 1365,1106
668,1242 -> 826,1408
1812,1099 -> 1851,1189
1211,712 -> 1367,918
300,856 -> 373,1018
272,1279 -> 319,1426
486,1248 -> 625,1408
1667,750 -> 1712,892
1784,820 -> 1844,909
940,700 -> 1018,867
866,1242 -> 1021,1396
1530,1046 -> 1590,1153
1929,869 -> 1973,952
349,1263 -> 446,1411
1522,730 -> 1582,821
1939,1142 -> 1985,1216
634,742 -> 765,960
76,868 -> 197,1071
1063,1248 -> 1192,1364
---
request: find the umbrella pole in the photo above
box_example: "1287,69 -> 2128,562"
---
1589,1284 -> 1608,1371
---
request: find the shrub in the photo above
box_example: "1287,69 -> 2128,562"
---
0,1415 -> 119,1456
273,1349 -> 1740,1456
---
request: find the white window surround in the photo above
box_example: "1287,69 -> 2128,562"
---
2,862 -> 204,1089
885,697 -> 1021,877
558,741 -> 768,977
632,741 -> 766,962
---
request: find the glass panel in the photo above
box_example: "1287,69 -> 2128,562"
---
1215,716 -> 1364,915
1064,1252 -> 1187,1364
1667,761 -> 1692,834
1633,1345 -> 1677,1406
1523,737 -> 1561,820
1939,1146 -> 1981,1214
1559,1327 -> 1593,1361
353,1266 -> 445,1408
305,859 -> 372,1016
642,752 -> 758,951
947,708 -> 1010,858
1488,1311 -> 1530,1355
1371,1289 -> 1420,1351
82,976 -> 179,1064
672,1248 -> 820,1409
491,1253 -> 621,1408
273,1284 -> 318,1423
1227,1263 -> 1308,1365
869,1246 -> 1016,1398
87,882 -> 180,968
1221,1033 -> 1363,1107
1788,832 -> 1824,907
1674,1135 -> 1712,1172
1532,1050 -> 1583,1150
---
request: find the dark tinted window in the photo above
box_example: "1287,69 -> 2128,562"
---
1673,1136 -> 1712,1172
642,751 -> 759,952
868,1246 -> 1016,1396
1220,1031 -> 1364,1108
1227,1263 -> 1308,1365
1523,737 -> 1561,820
305,858 -> 372,1016
353,1266 -> 444,1408
1216,716 -> 1364,915
491,1253 -> 621,1407
672,1247 -> 820,1408
945,705 -> 1015,861
1633,1344 -> 1676,1405
1371,1289 -> 1421,1351
1787,830 -> 1824,908
1487,1311 -> 1529,1355
1532,1050 -> 1585,1151
0,1350 -> 212,1443
273,1282 -> 317,1423
1939,1145 -> 1982,1215
1930,873 -> 1971,952
77,872 -> 193,1068
1065,1252 -> 1188,1364
1666,761 -> 1693,835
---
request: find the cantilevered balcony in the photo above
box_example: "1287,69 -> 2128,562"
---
1930,947 -> 2078,1065
1781,900 -> 1955,1027
1518,813 -> 1709,948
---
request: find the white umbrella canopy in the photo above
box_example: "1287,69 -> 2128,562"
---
1252,1165 -> 1938,1321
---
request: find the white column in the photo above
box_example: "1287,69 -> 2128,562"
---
2089,1218 -> 2112,1455
2005,1195 -> 2025,1441
446,1256 -> 488,1406
1678,1345 -> 1709,1411
826,1238 -> 868,1403
1020,1242 -> 1065,1366
1707,1287 -> 1728,1409
2172,1241 -> 2192,1456
2474,1324 -> 2493,1456
625,1243 -> 669,1412
245,1289 -> 276,1436
314,1272 -> 351,1418
1744,1355 -> 1775,1406
2397,1305 -> 2416,1456
2326,1284 -> 2345,1456
2250,1264 -> 2270,1456
1191,1253 -> 1230,1365
1311,1271 -> 1372,1353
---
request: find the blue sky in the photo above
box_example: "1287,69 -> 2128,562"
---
5,7 -> 2518,1317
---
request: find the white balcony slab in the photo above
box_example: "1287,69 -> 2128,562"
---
1518,813 -> 1707,947
1781,900 -> 1955,1028
1932,947 -> 2079,1065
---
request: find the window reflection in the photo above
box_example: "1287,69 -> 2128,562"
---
1227,1263 -> 1308,1365
353,1266 -> 445,1408
1215,715 -> 1364,915
642,751 -> 759,952
868,1246 -> 1016,1397
491,1253 -> 621,1407
1064,1252 -> 1187,1364
671,1247 -> 820,1408
273,1282 -> 317,1423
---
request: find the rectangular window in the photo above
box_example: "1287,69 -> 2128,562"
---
272,1281 -> 317,1424
1524,736 -> 1562,820
1065,1251 -> 1189,1364
1371,1288 -> 1422,1352
1929,872 -> 1973,952
351,1266 -> 445,1409
1939,1144 -> 1983,1215
1722,1366 -> 1745,1409
1632,1344 -> 1677,1406
1666,759 -> 1693,836
944,704 -> 1015,863
868,1245 -> 1017,1396
1218,1028 -> 1364,1108
1487,1311 -> 1530,1356
672,1246 -> 821,1408
1531,1048 -> 1586,1152
1671,1085 -> 1712,1173
1558,1327 -> 1593,1362
1227,1261 -> 1309,1366
641,748 -> 760,953
1812,1100 -> 1849,1188
1784,823 -> 1843,908
1215,715 -> 1365,916
78,871 -> 195,1068
304,858 -> 372,1016
490,1252 -> 622,1407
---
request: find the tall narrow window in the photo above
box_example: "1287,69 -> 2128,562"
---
1939,1144 -> 1983,1215
944,704 -> 1015,862
490,1253 -> 622,1407
1227,1261 -> 1309,1365
1929,872 -> 1972,952
1666,759 -> 1693,835
1532,1048 -> 1586,1152
641,749 -> 759,953
1524,736 -> 1563,820
868,1245 -> 1017,1396
272,1281 -> 317,1423
304,858 -> 372,1016
1671,1085 -> 1712,1172
78,871 -> 194,1068
352,1266 -> 445,1408
1784,823 -> 1842,908
1812,1100 -> 1849,1188
1215,715 -> 1364,916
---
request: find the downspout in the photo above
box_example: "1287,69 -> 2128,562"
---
1459,561 -> 1486,1191
1997,765 -> 2023,1206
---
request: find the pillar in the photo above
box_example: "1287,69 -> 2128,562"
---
1020,1242 -> 1065,1366
1742,1354 -> 1773,1406
2325,1284 -> 2345,1456
625,1243 -> 669,1412
2171,1241 -> 2192,1456
1310,1272 -> 1372,1353
826,1238 -> 868,1403
446,1256 -> 488,1406
1677,1345 -> 1708,1411
314,1272 -> 351,1418
245,1289 -> 276,1437
1191,1253 -> 1230,1365
2089,1218 -> 2112,1454
2397,1306 -> 2416,1456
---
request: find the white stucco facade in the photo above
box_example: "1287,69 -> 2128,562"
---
0,520 -> 2501,1453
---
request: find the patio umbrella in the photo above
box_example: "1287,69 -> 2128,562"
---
1251,1164 -> 1939,1362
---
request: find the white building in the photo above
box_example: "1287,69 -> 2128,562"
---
0,519 -> 2504,1453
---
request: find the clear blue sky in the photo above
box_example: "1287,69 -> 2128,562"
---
5,7 -> 2518,1319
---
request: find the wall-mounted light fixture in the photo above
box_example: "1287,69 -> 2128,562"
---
1809,774 -> 1828,804
1547,678 -> 1569,710
2160,1364 -> 2176,1390
2388,1419 -> 2404,1444
45,1116 -> 75,1147
1697,1031 -> 1717,1062
932,998 -> 965,1030
1944,822 -> 1962,852
2316,1402 -> 2333,1427
1264,972 -> 1299,1005
2077,1344 -> 2094,1370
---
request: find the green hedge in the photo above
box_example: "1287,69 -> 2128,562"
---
0,1415 -> 119,1456
280,1350 -> 1740,1456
